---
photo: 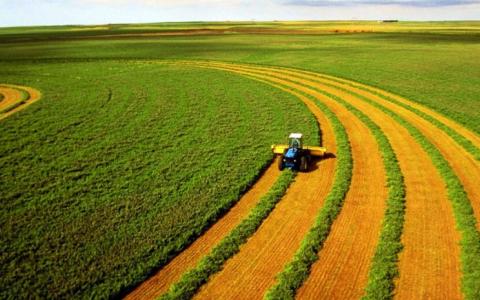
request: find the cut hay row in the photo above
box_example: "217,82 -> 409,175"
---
193,62 -> 398,299
0,84 -> 41,120
125,163 -> 281,299
281,71 -> 480,230
182,61 -> 477,299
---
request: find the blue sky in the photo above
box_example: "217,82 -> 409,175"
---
0,0 -> 479,27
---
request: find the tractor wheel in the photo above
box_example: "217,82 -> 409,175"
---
278,156 -> 285,171
300,156 -> 308,172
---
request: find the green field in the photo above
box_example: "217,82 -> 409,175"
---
1,21 -> 479,298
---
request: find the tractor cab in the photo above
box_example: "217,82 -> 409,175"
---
280,133 -> 308,171
288,133 -> 303,149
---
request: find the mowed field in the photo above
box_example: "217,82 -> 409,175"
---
0,21 -> 479,299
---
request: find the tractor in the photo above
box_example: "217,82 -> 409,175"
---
271,133 -> 327,171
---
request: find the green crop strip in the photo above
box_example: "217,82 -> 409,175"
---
265,94 -> 352,299
161,169 -> 296,300
313,81 -> 480,299
291,70 -> 480,161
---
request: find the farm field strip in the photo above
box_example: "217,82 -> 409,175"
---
0,84 -> 41,120
206,61 -> 480,229
181,61 -> 469,299
125,162 -> 281,299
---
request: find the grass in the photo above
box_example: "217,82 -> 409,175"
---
0,62 -> 318,298
161,169 -> 296,300
265,91 -> 352,299
0,21 -> 479,298
1,24 -> 479,134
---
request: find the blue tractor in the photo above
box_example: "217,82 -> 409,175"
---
272,133 -> 326,172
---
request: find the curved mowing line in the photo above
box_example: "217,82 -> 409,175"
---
278,84 -> 405,299
244,64 -> 405,298
0,84 -> 41,120
264,91 -> 353,300
211,61 -> 480,226
274,67 -> 480,161
341,87 -> 480,300
156,63 -> 338,300
160,170 -> 296,300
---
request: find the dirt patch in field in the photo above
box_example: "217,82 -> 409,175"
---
0,84 -> 41,120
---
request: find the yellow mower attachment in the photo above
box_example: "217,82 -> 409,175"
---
271,144 -> 327,156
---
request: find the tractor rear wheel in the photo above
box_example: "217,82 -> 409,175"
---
300,156 -> 308,172
278,156 -> 285,171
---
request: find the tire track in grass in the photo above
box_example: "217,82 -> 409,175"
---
124,162 -> 280,300
0,84 -> 41,120
196,62 -> 464,299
